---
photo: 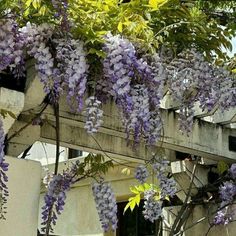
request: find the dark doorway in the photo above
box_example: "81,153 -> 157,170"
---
117,201 -> 158,236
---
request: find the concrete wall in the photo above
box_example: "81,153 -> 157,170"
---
38,160 -> 140,236
0,156 -> 42,236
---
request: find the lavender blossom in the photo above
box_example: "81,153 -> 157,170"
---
92,182 -> 117,231
159,175 -> 177,198
0,20 -> 25,74
135,165 -> 149,184
166,49 -> 233,134
84,96 -> 103,134
21,23 -> 59,102
0,118 -> 9,220
51,0 -> 70,31
145,111 -> 162,145
152,158 -> 176,198
126,85 -> 150,144
229,164 -> 236,180
143,189 -> 162,222
214,209 -> 232,225
103,33 -> 136,98
103,33 -> 136,118
219,181 -> 236,206
56,39 -> 88,111
41,166 -> 75,233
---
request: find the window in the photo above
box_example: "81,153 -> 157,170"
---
68,148 -> 83,159
117,201 -> 158,236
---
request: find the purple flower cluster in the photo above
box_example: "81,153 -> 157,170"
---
84,96 -> 103,134
134,165 -> 149,184
219,181 -> 236,206
41,166 -> 75,233
213,209 -> 232,225
0,118 -> 9,220
103,33 -> 135,98
95,75 -> 114,102
140,158 -> 176,222
56,39 -> 88,111
229,164 -> 236,179
102,34 -> 166,145
0,20 -> 25,74
92,182 -> 117,232
214,178 -> 236,226
146,111 -> 162,145
147,54 -> 166,108
143,189 -> 162,222
219,76 -> 236,111
166,49 -> 234,133
159,175 -> 177,198
152,159 -> 177,199
21,23 -> 58,101
127,85 -> 150,143
51,0 -> 70,31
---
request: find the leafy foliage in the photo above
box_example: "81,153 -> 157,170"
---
124,183 -> 160,212
0,0 -> 235,60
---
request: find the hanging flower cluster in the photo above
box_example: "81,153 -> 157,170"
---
0,19 -> 25,77
135,164 -> 149,184
153,159 -> 177,198
213,164 -> 236,225
56,39 -> 88,110
41,165 -> 77,233
167,49 -> 235,133
214,209 -> 233,225
0,118 -> 9,220
92,181 -> 117,232
101,33 -> 165,144
21,23 -> 57,101
143,189 -> 162,223
133,157 -> 177,222
84,96 -> 103,134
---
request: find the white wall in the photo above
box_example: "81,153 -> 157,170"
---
0,156 -> 42,236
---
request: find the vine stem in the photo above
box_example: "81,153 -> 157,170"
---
54,103 -> 60,175
44,103 -> 60,236
169,158 -> 199,236
6,102 -> 48,143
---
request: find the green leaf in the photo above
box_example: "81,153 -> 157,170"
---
25,0 -> 33,8
39,5 -> 47,15
149,0 -> 168,9
124,201 -> 132,213
118,22 -> 123,32
124,193 -> 141,213
143,183 -> 151,190
137,184 -> 145,192
32,0 -> 41,9
88,48 -> 106,58
121,167 -> 131,175
0,109 -> 16,119
217,160 -> 228,174
130,186 -> 139,194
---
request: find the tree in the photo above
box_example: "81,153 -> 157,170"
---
0,0 -> 236,235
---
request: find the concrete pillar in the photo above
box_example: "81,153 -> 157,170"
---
0,156 -> 42,236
